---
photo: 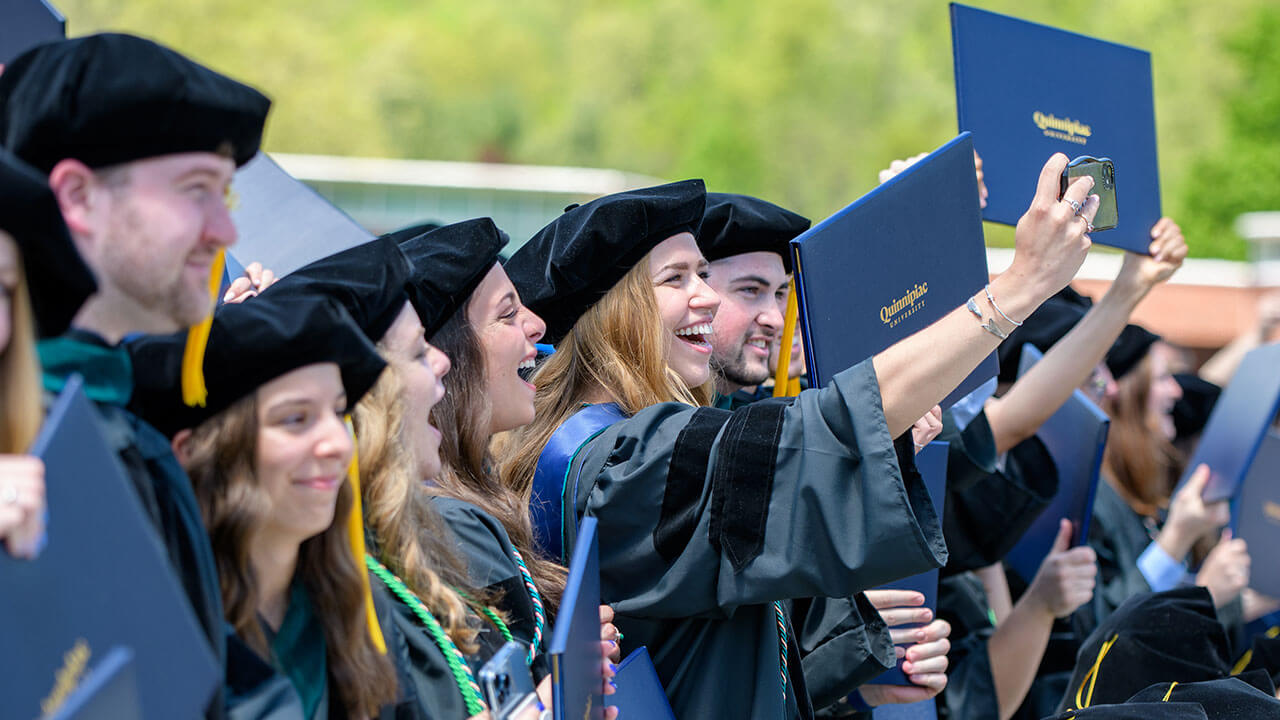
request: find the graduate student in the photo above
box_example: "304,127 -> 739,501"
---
256,235 -> 611,719
0,150 -> 96,559
500,157 -> 1097,719
398,219 -> 581,667
0,33 -> 270,720
131,295 -> 410,718
696,191 -> 953,713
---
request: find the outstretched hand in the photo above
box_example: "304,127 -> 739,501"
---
1115,217 -> 1188,292
1026,519 -> 1097,619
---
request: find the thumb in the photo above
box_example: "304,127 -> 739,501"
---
1051,518 -> 1073,553
1220,528 -> 1233,543
1188,464 -> 1211,493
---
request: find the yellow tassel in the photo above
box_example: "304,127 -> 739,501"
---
344,416 -> 387,655
773,286 -> 799,398
1073,633 -> 1118,709
1160,682 -> 1178,702
181,249 -> 227,407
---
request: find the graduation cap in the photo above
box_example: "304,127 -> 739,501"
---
1172,373 -> 1221,442
1105,324 -> 1161,380
258,236 -> 414,343
397,218 -> 508,340
127,294 -> 385,439
1126,676 -> 1280,719
0,33 -> 270,174
697,192 -> 810,272
504,179 -> 706,345
0,149 -> 95,338
1039,703 -> 1210,720
1234,627 -> 1280,690
383,221 -> 444,245
1059,587 -> 1233,712
228,153 -> 373,279
997,288 -> 1092,383
0,0 -> 65,65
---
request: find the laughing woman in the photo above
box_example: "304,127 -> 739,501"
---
396,219 -> 620,678
499,164 -> 1096,720
130,295 -> 402,719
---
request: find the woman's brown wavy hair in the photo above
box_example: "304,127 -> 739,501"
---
1102,350 -> 1181,518
498,255 -> 714,529
183,394 -> 398,718
428,300 -> 568,611
352,361 -> 499,652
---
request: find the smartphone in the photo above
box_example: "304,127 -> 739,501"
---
1059,156 -> 1118,231
478,641 -> 539,720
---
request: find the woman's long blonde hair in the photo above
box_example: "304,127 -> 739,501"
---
184,395 -> 398,718
1,234 -> 44,454
499,255 -> 713,517
354,350 -> 502,652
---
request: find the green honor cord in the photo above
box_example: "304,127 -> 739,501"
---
365,554 -> 487,716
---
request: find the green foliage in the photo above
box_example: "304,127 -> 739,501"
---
57,0 -> 1277,258
1179,4 -> 1280,260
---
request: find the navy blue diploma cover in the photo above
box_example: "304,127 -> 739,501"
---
607,646 -> 677,720
868,441 -> 948,687
1004,345 -> 1111,583
1180,342 -> 1280,503
228,153 -> 372,280
791,132 -> 996,407
1237,431 -> 1280,598
0,0 -> 65,64
0,377 -> 219,719
47,646 -> 142,720
874,698 -> 938,720
951,3 -> 1160,254
550,516 -> 605,720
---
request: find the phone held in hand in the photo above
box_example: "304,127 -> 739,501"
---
479,641 -> 540,720
1059,156 -> 1118,231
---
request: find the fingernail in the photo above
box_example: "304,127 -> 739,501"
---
609,639 -> 617,647
916,630 -> 926,641
538,701 -> 546,711
609,680 -> 618,689
609,663 -> 618,672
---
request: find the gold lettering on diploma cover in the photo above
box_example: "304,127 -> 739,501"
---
1264,501 -> 1280,524
880,282 -> 929,329
41,638 -> 91,716
1032,111 -> 1092,146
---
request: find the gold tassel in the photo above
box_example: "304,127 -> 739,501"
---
181,249 -> 227,407
772,286 -> 799,398
344,416 -> 387,655
1073,633 -> 1118,709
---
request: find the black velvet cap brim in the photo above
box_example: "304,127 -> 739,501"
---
1057,588 -> 1233,712
259,236 -> 413,344
0,149 -> 96,338
0,33 -> 270,173
397,218 -> 507,340
128,295 -> 385,438
698,192 -> 810,273
504,179 -> 707,346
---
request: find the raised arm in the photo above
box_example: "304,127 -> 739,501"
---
875,154 -> 1096,435
984,218 -> 1187,453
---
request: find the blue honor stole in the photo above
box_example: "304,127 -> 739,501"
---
531,403 -> 626,561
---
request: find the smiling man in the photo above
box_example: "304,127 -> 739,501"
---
698,192 -> 810,410
0,33 -> 270,720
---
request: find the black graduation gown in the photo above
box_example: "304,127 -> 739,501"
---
555,359 -> 947,720
430,496 -> 550,681
377,570 -> 509,719
936,572 -> 1000,720
39,330 -> 227,720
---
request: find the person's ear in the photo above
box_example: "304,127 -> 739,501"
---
48,158 -> 101,254
171,428 -> 194,467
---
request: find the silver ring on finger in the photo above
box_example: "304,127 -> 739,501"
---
1,485 -> 17,505
1065,198 -> 1083,215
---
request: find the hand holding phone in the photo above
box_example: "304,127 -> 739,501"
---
479,641 -> 540,720
1059,156 -> 1117,231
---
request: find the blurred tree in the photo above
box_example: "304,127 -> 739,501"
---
56,0 -> 1272,258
